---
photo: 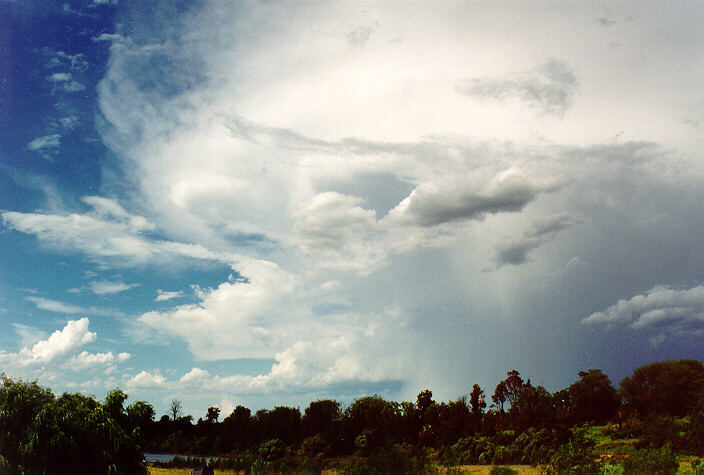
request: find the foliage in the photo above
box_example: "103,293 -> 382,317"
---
692,458 -> 704,475
620,359 -> 704,417
548,427 -> 598,474
622,445 -> 678,475
0,377 -> 145,474
510,385 -> 555,431
688,409 -> 704,455
343,395 -> 401,453
599,462 -> 625,475
637,415 -> 686,451
566,370 -> 620,425
338,444 -> 427,474
258,438 -> 287,462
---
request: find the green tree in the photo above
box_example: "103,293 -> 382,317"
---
206,406 -> 220,423
0,376 -> 54,470
222,405 -> 253,450
126,400 -> 155,447
303,399 -> 341,437
343,395 -> 401,453
0,378 -> 145,474
416,389 -> 435,414
567,369 -> 619,425
470,384 -> 487,432
492,381 -> 508,413
510,385 -> 555,430
620,359 -> 704,417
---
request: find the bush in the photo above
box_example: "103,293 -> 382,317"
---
258,438 -> 286,461
301,433 -> 328,457
600,462 -> 625,475
638,416 -> 685,451
622,446 -> 678,475
338,444 -> 427,474
548,427 -> 598,474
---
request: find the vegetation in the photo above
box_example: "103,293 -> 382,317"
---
4,359 -> 704,473
0,376 -> 146,474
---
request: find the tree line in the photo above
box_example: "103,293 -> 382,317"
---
2,359 -> 704,473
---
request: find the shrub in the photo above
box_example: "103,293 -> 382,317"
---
548,427 -> 598,474
622,446 -> 678,475
638,416 -> 685,451
301,433 -> 328,457
338,444 -> 427,474
600,462 -> 625,475
258,438 -> 286,461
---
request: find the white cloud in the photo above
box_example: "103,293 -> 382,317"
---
24,296 -> 124,317
1,196 -> 237,268
14,318 -> 96,365
8,1 -> 704,405
126,370 -> 167,388
293,192 -> 383,272
68,350 -> 131,369
48,72 -> 72,82
27,134 -> 61,152
139,256 -> 298,360
582,285 -> 704,330
88,280 -> 138,295
179,367 -> 209,384
155,289 -> 184,301
25,296 -> 85,314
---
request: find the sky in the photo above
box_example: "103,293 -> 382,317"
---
2,0 -> 704,419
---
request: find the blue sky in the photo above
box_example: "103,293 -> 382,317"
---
2,0 -> 704,419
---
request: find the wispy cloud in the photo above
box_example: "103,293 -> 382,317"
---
88,280 -> 138,295
24,296 -> 125,317
457,59 -> 578,116
155,289 -> 184,301
27,134 -> 61,152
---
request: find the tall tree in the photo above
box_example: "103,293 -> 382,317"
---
206,406 -> 220,423
170,399 -> 183,421
492,380 -> 507,413
567,369 -> 620,424
620,359 -> 704,417
303,399 -> 341,437
510,385 -> 555,430
469,384 -> 486,431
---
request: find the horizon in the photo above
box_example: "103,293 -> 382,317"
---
2,1 -> 704,419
